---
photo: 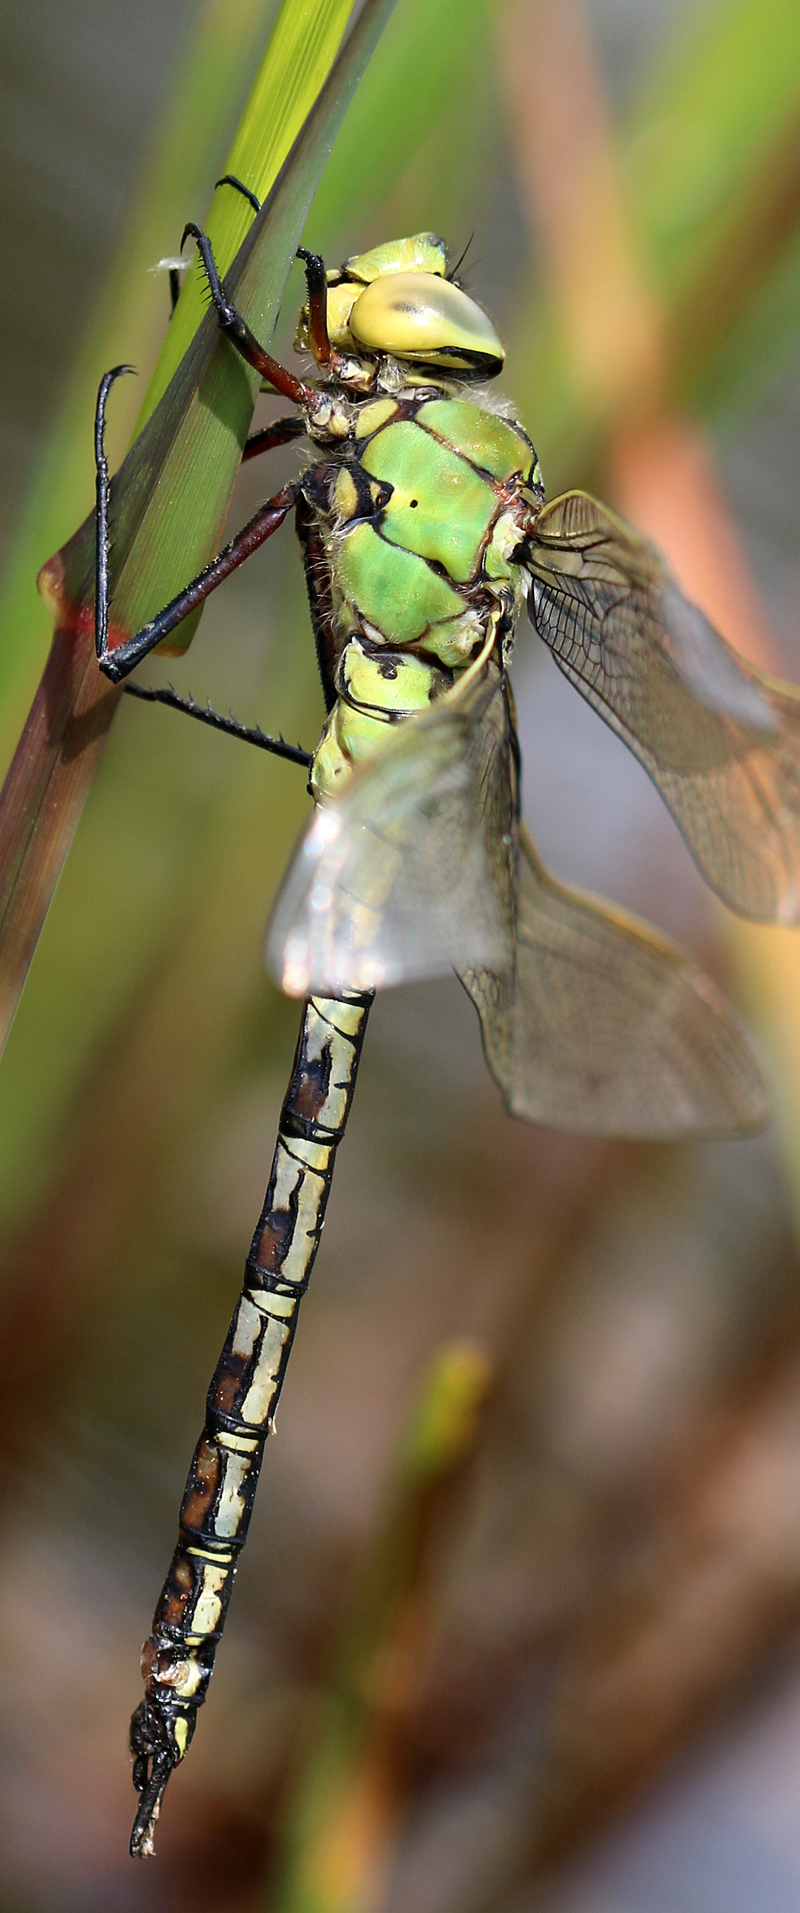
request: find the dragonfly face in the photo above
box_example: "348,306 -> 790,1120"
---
296,229 -> 505,377
89,219 -> 789,1854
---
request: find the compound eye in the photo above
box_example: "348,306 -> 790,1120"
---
348,272 -> 505,376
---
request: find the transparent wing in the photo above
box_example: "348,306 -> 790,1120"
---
459,829 -> 768,1138
526,490 -> 800,923
266,660 -> 517,997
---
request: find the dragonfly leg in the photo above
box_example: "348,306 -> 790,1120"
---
165,177 -> 260,320
296,245 -> 333,368
295,492 -> 339,712
182,221 -> 316,407
242,413 -> 307,462
129,991 -> 373,1857
207,173 -> 334,369
123,681 -> 312,766
215,172 -> 261,216
94,368 -> 298,683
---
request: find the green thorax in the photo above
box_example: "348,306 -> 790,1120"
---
307,391 -> 542,802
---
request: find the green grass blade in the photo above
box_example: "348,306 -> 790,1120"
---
140,0 -> 355,425
0,0 -> 395,1056
0,0 -> 285,749
47,0 -> 360,644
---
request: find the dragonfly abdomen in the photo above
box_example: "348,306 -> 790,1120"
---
129,990 -> 371,1856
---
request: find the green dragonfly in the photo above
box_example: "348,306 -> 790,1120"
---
84,207 -> 800,1854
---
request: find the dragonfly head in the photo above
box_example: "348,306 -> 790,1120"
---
296,233 -> 505,380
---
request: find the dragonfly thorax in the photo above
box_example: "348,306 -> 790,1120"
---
303,389 -> 543,802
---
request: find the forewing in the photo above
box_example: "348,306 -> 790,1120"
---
526,490 -> 800,923
459,829 -> 768,1138
266,662 -> 516,997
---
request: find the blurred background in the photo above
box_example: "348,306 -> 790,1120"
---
4,0 -> 800,1907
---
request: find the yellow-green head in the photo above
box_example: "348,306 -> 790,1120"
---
298,233 -> 505,379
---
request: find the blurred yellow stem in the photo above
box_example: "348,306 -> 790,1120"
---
269,1342 -> 493,1913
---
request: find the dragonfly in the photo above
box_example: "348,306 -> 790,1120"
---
86,193 -> 800,1854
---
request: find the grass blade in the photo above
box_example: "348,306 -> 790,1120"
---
0,0 -> 395,1055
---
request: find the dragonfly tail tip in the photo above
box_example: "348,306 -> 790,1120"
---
129,1694 -> 184,1857
129,1761 -> 170,1858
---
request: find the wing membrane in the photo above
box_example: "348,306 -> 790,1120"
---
459,829 -> 767,1138
527,490 -> 800,923
266,658 -> 516,997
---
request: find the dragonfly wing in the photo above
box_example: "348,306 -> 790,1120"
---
526,490 -> 800,923
459,829 -> 768,1138
266,661 -> 516,997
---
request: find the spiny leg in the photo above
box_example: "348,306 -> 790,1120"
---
163,178 -> 261,320
184,222 -> 342,393
93,368 -> 297,683
94,364 -> 135,664
183,221 -> 317,408
211,179 -> 335,374
129,990 -> 373,1857
242,413 -> 306,462
122,681 -> 311,766
295,492 -> 339,713
96,215 -> 318,680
